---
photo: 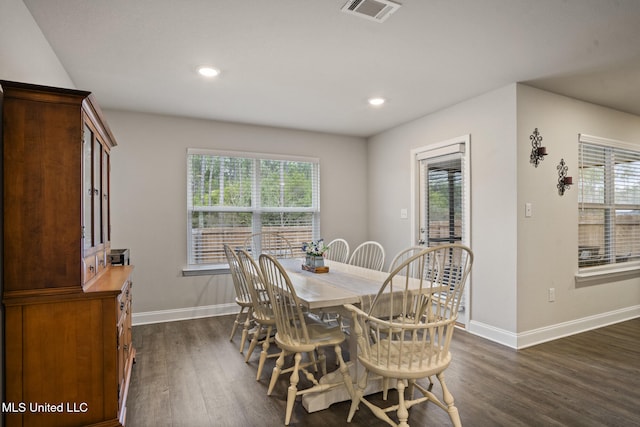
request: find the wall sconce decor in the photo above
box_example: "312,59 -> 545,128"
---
557,158 -> 573,196
529,128 -> 548,167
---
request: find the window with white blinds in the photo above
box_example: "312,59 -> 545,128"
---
578,135 -> 640,270
187,149 -> 320,266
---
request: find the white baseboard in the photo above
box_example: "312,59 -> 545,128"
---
467,305 -> 640,350
467,320 -> 519,348
132,303 -> 238,326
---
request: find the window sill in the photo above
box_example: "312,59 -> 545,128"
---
182,265 -> 230,276
575,262 -> 640,287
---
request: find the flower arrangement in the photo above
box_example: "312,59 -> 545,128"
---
302,239 -> 328,256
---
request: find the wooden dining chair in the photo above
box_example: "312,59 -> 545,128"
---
348,240 -> 385,271
223,244 -> 253,353
243,232 -> 294,259
258,254 -> 355,426
236,249 -> 280,381
325,238 -> 350,263
344,243 -> 473,427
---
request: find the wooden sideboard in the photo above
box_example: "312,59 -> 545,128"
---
1,80 -> 135,426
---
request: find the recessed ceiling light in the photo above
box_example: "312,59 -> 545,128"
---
368,97 -> 386,106
198,66 -> 220,77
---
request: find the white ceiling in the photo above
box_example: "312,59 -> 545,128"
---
23,0 -> 640,137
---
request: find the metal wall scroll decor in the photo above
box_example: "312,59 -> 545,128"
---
529,128 -> 548,167
557,158 -> 573,196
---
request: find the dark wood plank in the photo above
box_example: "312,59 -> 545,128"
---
126,316 -> 640,426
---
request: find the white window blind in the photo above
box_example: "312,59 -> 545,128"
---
187,149 -> 320,266
416,140 -> 469,317
418,147 -> 467,246
578,135 -> 640,270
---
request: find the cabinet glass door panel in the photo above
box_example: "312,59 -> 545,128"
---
93,137 -> 103,246
83,123 -> 94,250
102,150 -> 110,243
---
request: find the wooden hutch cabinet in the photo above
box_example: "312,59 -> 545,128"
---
1,80 -> 135,427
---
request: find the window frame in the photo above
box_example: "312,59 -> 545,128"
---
184,148 -> 320,275
576,134 -> 640,286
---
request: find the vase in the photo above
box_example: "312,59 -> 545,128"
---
306,255 -> 324,268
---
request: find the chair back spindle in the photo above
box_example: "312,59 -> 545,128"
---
259,254 -> 313,351
237,249 -> 273,323
244,232 -> 294,259
325,238 -> 350,263
348,241 -> 385,271
224,244 -> 254,352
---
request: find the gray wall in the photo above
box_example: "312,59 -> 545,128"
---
0,0 -> 74,87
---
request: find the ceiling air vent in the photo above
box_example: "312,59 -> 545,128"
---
341,0 -> 401,23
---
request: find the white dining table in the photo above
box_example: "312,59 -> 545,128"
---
276,258 -> 391,413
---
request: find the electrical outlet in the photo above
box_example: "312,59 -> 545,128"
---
548,288 -> 556,302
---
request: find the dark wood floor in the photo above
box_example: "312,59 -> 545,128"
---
126,316 -> 640,427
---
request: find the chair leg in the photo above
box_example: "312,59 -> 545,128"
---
382,377 -> 390,400
239,308 -> 252,353
256,325 -> 273,380
347,369 -> 368,422
268,350 -> 286,395
335,344 -> 355,400
396,380 -> 409,427
407,378 -> 415,400
316,347 -> 327,376
306,351 -> 318,372
229,306 -> 246,341
437,372 -> 461,427
245,324 -> 261,363
285,352 -> 302,426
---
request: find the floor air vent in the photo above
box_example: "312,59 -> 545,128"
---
341,0 -> 401,23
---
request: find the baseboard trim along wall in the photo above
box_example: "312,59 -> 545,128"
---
468,305 -> 640,349
132,303 -> 238,326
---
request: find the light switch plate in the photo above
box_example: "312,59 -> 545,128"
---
525,202 -> 532,217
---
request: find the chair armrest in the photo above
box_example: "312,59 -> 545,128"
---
343,303 -> 368,317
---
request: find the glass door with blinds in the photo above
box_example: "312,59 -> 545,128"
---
414,136 -> 470,324
418,155 -> 463,246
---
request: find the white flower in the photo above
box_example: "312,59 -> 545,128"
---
302,239 -> 328,256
